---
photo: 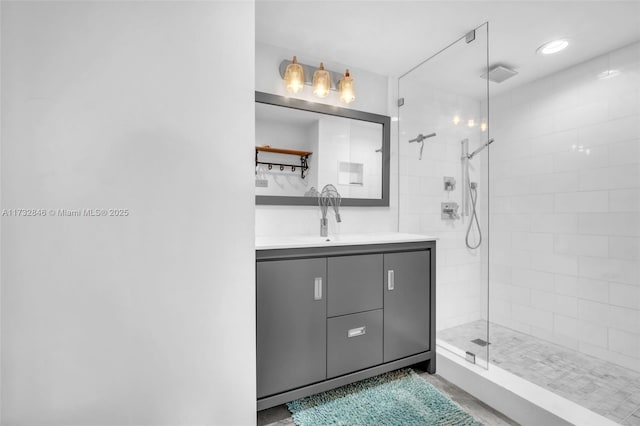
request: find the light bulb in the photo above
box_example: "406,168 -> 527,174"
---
313,62 -> 331,98
284,56 -> 305,94
339,69 -> 355,104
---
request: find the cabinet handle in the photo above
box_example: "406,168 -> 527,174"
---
388,269 -> 395,291
314,277 -> 323,300
347,326 -> 366,338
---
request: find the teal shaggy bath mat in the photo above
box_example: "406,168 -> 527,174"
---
287,369 -> 483,426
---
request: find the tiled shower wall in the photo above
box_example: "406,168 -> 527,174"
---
488,42 -> 640,372
398,82 -> 486,332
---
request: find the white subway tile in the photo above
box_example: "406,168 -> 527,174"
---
491,213 -> 530,233
554,294 -> 579,318
492,176 -> 532,197
608,139 -> 640,166
577,277 -> 610,302
510,194 -> 554,213
579,164 -> 640,191
608,328 -> 640,358
578,256 -> 640,285
531,253 -> 579,276
553,148 -> 608,173
529,172 -> 579,194
554,191 -> 609,213
554,100 -> 609,132
578,320 -> 608,347
531,289 -> 555,311
609,92 -> 639,120
579,212 -> 640,236
609,282 -> 640,310
514,304 -> 553,330
511,232 -> 553,252
509,155 -> 554,177
490,298 -> 512,321
554,314 -> 579,337
555,274 -> 578,296
512,268 -> 555,292
531,213 -> 578,234
553,234 -> 609,257
578,299 -> 609,323
530,130 -> 577,155
609,236 -> 640,260
607,304 -> 640,334
509,249 -> 534,269
510,285 -> 531,306
578,115 -> 639,147
609,188 -> 640,212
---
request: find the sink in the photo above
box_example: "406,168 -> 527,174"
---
255,232 -> 437,250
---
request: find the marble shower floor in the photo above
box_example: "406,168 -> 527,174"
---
439,320 -> 640,425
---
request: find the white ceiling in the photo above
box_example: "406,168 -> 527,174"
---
256,1 -> 640,98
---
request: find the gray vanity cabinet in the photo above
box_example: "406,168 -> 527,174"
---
383,250 -> 430,362
256,258 -> 327,399
256,240 -> 436,411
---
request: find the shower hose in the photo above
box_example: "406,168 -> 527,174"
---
465,177 -> 482,250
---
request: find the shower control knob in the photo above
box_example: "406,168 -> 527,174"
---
441,202 -> 460,220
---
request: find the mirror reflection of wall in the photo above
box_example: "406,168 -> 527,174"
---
255,102 -> 383,200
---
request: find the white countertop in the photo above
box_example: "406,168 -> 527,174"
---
255,232 -> 437,250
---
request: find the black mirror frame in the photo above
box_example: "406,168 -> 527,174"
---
255,91 -> 390,207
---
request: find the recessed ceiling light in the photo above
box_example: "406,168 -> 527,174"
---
536,39 -> 569,55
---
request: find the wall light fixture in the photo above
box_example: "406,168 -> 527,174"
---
279,58 -> 354,103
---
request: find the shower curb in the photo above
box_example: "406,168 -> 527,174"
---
436,346 -> 618,426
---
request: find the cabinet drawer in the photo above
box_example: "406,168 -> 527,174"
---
327,309 -> 383,379
327,254 -> 383,317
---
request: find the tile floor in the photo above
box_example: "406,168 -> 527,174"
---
439,320 -> 640,425
257,368 -> 518,426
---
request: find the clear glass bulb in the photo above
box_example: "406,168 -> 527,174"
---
284,56 -> 305,94
339,69 -> 355,104
313,63 -> 331,98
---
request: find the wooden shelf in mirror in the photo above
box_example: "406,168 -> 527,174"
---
256,146 -> 313,157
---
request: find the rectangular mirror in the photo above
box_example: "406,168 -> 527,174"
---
255,91 -> 390,206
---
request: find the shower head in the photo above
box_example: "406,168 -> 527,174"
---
466,138 -> 495,160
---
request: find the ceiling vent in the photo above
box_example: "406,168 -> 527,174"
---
481,65 -> 518,83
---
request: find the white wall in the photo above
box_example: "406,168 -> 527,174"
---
488,42 -> 640,372
1,2 -> 256,425
255,42 -> 397,237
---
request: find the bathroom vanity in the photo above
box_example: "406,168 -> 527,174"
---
255,233 -> 436,410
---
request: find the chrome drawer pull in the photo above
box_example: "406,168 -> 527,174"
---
347,326 -> 366,338
314,277 -> 323,300
388,269 -> 395,290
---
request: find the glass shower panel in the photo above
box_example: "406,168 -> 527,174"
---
398,23 -> 491,367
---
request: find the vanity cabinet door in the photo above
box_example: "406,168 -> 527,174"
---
256,258 -> 327,398
383,250 -> 430,362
